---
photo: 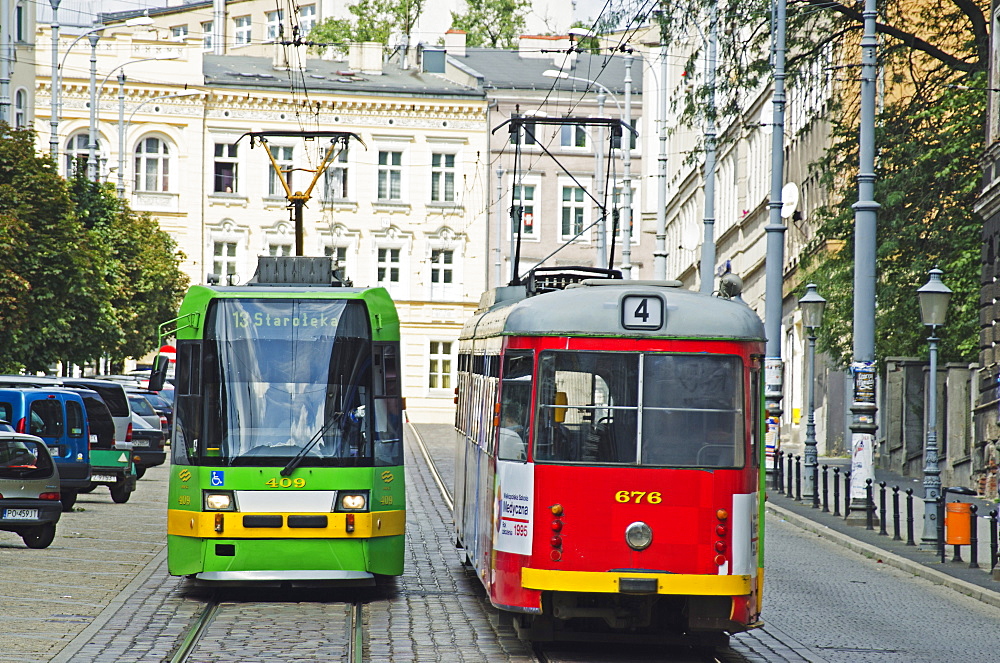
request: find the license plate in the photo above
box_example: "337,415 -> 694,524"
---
132,440 -> 149,447
3,509 -> 38,520
92,474 -> 118,483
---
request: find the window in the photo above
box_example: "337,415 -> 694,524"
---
214,143 -> 238,193
430,249 -> 453,285
29,400 -> 63,437
268,145 -> 293,197
201,21 -> 213,50
429,341 -> 453,389
560,124 -> 587,148
65,133 -> 100,177
509,120 -> 537,146
378,151 -> 402,201
268,243 -> 292,256
134,137 -> 170,192
13,89 -> 25,129
512,184 -> 537,238
325,245 -> 347,266
560,186 -> 586,239
234,15 -> 252,45
213,241 -> 238,278
298,5 -> 317,34
533,351 -> 744,467
171,25 -> 189,41
324,146 -> 349,200
266,10 -> 285,41
14,3 -> 25,42
498,351 -> 533,460
377,248 -> 400,283
431,153 -> 455,202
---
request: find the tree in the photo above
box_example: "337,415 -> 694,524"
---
308,0 -> 426,54
0,126 -> 188,373
611,0 -> 988,367
449,0 -> 530,49
0,125 -> 112,373
68,171 -> 188,370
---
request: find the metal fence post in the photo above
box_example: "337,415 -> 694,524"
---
795,455 -> 802,501
970,504 -> 980,570
787,452 -> 794,496
865,479 -> 874,530
990,509 -> 998,575
878,481 -> 887,535
833,467 -> 841,517
892,485 -> 901,541
906,488 -> 915,546
822,465 -> 829,513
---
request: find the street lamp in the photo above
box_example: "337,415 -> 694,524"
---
798,283 -> 826,506
52,15 -> 153,167
95,55 -> 180,196
542,69 -> 623,270
917,268 -> 952,545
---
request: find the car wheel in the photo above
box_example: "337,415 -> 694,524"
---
78,483 -> 97,494
134,465 -> 147,479
22,524 -> 56,549
60,491 -> 77,512
110,480 -> 132,504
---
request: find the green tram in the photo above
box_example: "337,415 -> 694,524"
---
156,257 -> 404,582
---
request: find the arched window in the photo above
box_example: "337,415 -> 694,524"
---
134,136 -> 171,192
13,89 -> 26,129
65,133 -> 103,177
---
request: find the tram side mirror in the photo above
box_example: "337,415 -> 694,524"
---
149,355 -> 169,392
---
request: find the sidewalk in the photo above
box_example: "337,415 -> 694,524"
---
767,456 -> 1000,609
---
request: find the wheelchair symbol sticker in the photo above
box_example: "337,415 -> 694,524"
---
210,471 -> 225,487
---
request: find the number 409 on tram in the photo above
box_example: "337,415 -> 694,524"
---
454,269 -> 766,642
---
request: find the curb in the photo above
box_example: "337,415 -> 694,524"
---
766,501 -> 1000,610
49,547 -> 168,663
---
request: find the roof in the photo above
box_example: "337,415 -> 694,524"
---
451,50 -> 643,96
463,281 -> 764,341
203,54 -> 485,99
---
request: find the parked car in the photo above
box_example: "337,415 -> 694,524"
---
71,390 -> 136,503
127,389 -> 172,439
126,393 -> 164,433
0,388 -> 91,512
128,412 -> 166,479
0,432 -> 62,548
0,376 -> 133,452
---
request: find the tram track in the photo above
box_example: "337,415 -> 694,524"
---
170,594 -> 366,662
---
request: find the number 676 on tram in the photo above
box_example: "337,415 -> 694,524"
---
454,272 -> 766,642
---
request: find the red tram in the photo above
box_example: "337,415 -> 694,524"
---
454,269 -> 766,642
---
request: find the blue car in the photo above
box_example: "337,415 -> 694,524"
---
0,389 -> 91,512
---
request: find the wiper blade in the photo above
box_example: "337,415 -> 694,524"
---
280,411 -> 344,477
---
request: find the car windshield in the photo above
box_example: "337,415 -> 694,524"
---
0,438 -> 53,479
142,393 -> 169,409
534,351 -> 745,468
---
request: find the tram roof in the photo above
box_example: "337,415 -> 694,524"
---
462,280 -> 765,341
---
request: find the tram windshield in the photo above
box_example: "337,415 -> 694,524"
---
173,298 -> 402,467
535,351 -> 744,468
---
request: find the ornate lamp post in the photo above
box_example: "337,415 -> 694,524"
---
798,284 -> 826,505
917,268 -> 952,545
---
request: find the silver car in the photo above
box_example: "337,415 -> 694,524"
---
0,433 -> 62,548
127,393 -> 163,432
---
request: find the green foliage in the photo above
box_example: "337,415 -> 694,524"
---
308,0 -> 426,54
803,74 -> 985,368
450,0 -> 530,48
0,126 -> 187,373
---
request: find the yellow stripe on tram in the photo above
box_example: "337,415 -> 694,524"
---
167,509 -> 405,539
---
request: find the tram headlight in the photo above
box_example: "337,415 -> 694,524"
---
625,521 -> 653,551
204,491 -> 236,511
335,491 -> 369,512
